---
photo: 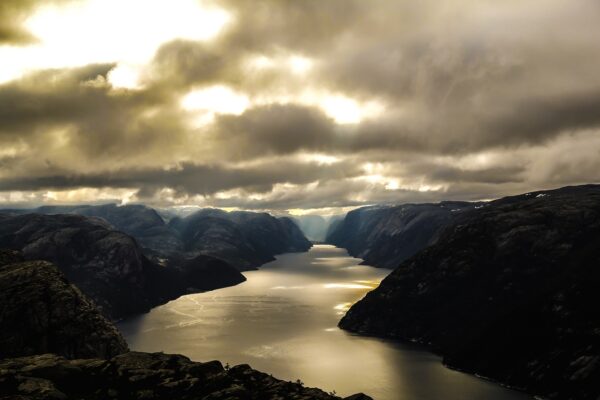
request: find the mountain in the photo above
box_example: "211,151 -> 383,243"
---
0,213 -> 245,319
0,205 -> 311,317
7,204 -> 312,271
0,249 -> 128,359
169,209 -> 312,270
16,204 -> 183,256
0,250 -> 371,400
339,184 -> 600,400
326,202 -> 475,268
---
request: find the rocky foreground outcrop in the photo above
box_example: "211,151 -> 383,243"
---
340,184 -> 600,399
0,250 -> 128,359
0,251 -> 370,400
326,201 -> 474,268
0,352 -> 371,400
0,214 -> 245,319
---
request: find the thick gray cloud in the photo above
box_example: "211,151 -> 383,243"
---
0,0 -> 599,210
0,159 -> 363,197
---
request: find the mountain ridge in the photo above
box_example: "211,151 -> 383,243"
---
339,184 -> 600,400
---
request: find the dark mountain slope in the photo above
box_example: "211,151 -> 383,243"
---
279,216 -> 314,250
7,204 -> 313,271
326,202 -> 474,268
169,209 -> 311,270
28,204 -> 183,256
0,249 -> 128,359
340,184 -> 600,400
71,204 -> 183,255
0,249 -> 370,400
0,213 -> 245,319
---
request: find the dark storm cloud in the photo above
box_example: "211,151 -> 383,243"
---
0,63 -> 189,170
210,0 -> 364,53
0,159 -> 363,196
485,91 -> 600,145
0,64 -> 118,132
212,104 -> 336,158
427,165 -> 525,184
1,0 -> 600,209
148,40 -> 234,90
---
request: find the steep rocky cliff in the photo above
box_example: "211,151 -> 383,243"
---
169,209 -> 311,270
0,250 -> 128,359
340,185 -> 600,400
0,213 -> 245,319
326,202 -> 474,268
20,204 -> 183,256
0,249 -> 369,400
8,205 -> 313,271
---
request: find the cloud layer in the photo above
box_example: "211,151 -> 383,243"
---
1,0 -> 599,212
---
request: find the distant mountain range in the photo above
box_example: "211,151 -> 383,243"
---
0,205 -> 311,319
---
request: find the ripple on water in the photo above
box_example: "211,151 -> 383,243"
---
118,245 -> 532,400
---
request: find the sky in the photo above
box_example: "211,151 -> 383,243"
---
1,0 -> 599,214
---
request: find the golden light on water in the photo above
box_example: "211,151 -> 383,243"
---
324,282 -> 376,289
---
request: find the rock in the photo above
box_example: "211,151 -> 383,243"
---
0,205 -> 311,318
63,204 -> 184,256
339,184 -> 600,399
7,204 -> 313,272
0,352 -> 373,400
169,211 -> 265,270
0,250 -> 128,359
0,214 -> 246,320
278,216 -> 315,250
169,209 -> 312,270
326,201 -> 475,268
0,250 -> 369,399
176,255 -> 247,291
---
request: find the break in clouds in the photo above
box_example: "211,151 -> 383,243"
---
1,0 -> 599,212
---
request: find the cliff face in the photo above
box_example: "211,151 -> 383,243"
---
0,250 -> 128,359
0,214 -> 245,320
0,250 -> 369,400
279,216 -> 314,250
69,204 -> 183,256
0,205 -> 311,318
339,185 -> 600,400
0,352 -> 371,400
10,204 -> 313,271
326,202 -> 474,268
169,209 -> 311,270
24,204 -> 183,256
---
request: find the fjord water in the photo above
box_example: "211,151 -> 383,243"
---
118,245 -> 530,400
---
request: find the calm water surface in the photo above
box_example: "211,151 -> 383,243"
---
118,245 -> 531,400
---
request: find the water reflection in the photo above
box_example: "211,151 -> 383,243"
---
118,245 -> 531,400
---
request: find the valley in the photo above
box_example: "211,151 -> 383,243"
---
118,245 -> 530,400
